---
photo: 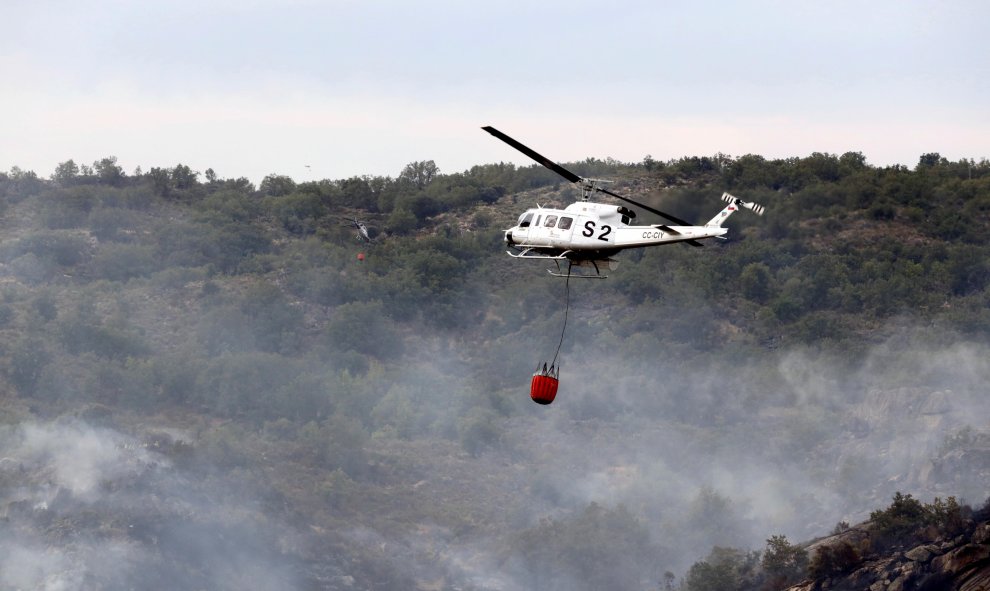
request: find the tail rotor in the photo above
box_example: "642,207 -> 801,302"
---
707,192 -> 767,227
721,192 -> 765,216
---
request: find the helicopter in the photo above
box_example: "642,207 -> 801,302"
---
341,217 -> 373,242
482,126 -> 765,277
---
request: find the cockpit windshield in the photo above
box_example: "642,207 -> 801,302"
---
518,212 -> 534,228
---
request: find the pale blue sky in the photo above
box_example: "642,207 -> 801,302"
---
3,0 -> 987,183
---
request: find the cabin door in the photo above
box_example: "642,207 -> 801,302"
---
548,215 -> 575,248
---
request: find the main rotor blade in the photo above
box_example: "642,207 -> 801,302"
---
596,187 -> 693,227
482,126 -> 582,183
602,189 -> 705,246
483,126 -> 704,247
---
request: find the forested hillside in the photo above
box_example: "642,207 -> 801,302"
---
1,151 -> 989,590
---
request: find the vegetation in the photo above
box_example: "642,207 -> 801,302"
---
761,534 -> 808,588
869,492 -> 968,549
683,546 -> 761,591
507,503 -> 658,591
1,149 -> 989,589
807,539 -> 863,580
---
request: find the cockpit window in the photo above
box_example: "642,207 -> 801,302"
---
544,215 -> 558,228
557,216 -> 573,230
519,213 -> 533,228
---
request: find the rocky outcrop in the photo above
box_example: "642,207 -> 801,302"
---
787,520 -> 990,591
827,388 -> 990,517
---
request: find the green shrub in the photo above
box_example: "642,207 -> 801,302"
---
88,243 -> 158,281
761,534 -> 808,586
808,541 -> 861,579
870,492 -> 927,541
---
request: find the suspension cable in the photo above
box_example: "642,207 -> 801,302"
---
550,261 -> 572,369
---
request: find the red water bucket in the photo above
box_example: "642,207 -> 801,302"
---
530,373 -> 559,405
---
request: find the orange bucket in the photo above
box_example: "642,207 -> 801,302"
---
530,373 -> 559,405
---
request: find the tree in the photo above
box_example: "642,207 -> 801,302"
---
870,491 -> 928,546
93,156 -> 125,186
807,541 -> 861,579
684,547 -> 760,591
662,571 -> 676,591
685,487 -> 749,549
194,352 -> 301,419
2,166 -> 44,201
147,166 -> 171,196
838,151 -> 867,176
52,159 -> 80,186
399,194 -> 442,219
88,243 -> 158,281
238,282 -> 304,353
260,174 -> 296,197
510,503 -> 658,591
171,164 -> 199,190
761,534 -> 808,588
399,160 -> 439,189
337,176 -> 377,208
799,152 -> 841,182
325,300 -> 404,360
89,207 -> 139,242
926,496 -> 966,536
270,192 -> 327,235
7,337 -> 52,394
918,152 -> 945,169
740,262 -> 773,303
722,154 -> 778,189
386,207 -> 418,235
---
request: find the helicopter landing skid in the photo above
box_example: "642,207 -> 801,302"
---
505,248 -> 573,260
547,260 -> 607,279
506,248 -> 610,278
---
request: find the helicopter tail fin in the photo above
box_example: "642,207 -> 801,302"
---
705,192 -> 765,227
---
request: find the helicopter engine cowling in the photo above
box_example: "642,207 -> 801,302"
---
617,206 -> 635,224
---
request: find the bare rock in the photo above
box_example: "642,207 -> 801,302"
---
904,544 -> 939,563
930,544 -> 990,577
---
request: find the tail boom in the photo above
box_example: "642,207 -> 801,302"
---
706,192 -> 765,227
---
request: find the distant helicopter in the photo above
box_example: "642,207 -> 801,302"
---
483,126 -> 766,277
341,217 -> 373,243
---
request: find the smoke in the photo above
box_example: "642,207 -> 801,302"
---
3,175 -> 988,591
10,421 -> 154,501
448,317 -> 990,584
0,419 -> 304,591
0,538 -> 149,591
4,299 -> 984,590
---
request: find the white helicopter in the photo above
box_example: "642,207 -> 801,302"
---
483,126 -> 766,277
341,217 -> 373,242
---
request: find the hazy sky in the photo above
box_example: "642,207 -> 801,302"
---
3,0 -> 988,184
